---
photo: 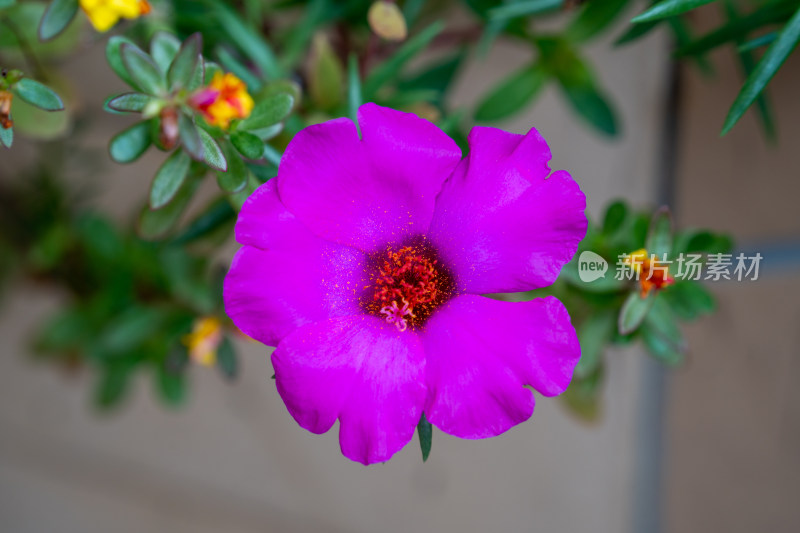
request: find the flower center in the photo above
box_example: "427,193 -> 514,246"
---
363,238 -> 455,332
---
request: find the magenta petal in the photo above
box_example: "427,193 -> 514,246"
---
234,179 -> 321,251
272,315 -> 426,464
223,243 -> 365,347
428,126 -> 587,294
421,294 -> 580,439
277,104 -> 461,251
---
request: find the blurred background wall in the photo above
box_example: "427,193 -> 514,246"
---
1,6 -> 798,533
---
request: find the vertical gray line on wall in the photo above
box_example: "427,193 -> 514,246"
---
632,59 -> 682,533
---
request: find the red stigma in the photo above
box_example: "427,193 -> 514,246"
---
363,239 -> 455,331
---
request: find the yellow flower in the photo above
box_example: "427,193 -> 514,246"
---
624,248 -> 674,297
79,0 -> 151,33
182,316 -> 223,367
189,72 -> 254,129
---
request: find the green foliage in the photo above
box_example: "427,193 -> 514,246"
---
417,412 -> 433,462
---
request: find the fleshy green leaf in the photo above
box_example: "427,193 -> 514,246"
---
575,311 -> 615,379
632,0 -> 716,23
150,150 -> 191,209
109,121 -> 151,163
172,197 -> 236,245
214,0 -> 282,79
364,22 -> 444,97
642,297 -> 685,364
646,206 -> 672,256
168,33 -> 202,90
198,128 -> 227,171
139,172 -> 202,240
12,78 -> 64,111
157,361 -> 187,406
216,337 -> 238,380
106,92 -> 150,113
238,93 -> 294,131
675,2 -> 795,57
602,200 -> 629,235
150,31 -> 181,74
178,112 -> 203,160
560,81 -> 619,136
230,130 -> 263,160
308,34 -> 344,111
662,280 -> 715,319
488,0 -> 563,20
722,6 -> 800,135
618,290 -> 655,335
94,362 -> 133,410
107,37 -> 141,89
568,0 -> 630,42
417,412 -> 433,462
560,364 -> 603,422
0,126 -> 12,148
475,63 -> 547,121
215,141 -> 247,192
38,0 -> 79,41
121,43 -> 166,95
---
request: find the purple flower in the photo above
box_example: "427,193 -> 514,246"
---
224,104 -> 587,464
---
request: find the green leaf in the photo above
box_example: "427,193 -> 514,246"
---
308,34 -> 344,111
560,81 -> 619,136
0,0 -> 17,9
738,32 -> 777,53
642,297 -> 685,364
646,206 -> 672,256
632,0 -> 716,23
488,0 -> 563,20
417,412 -> 433,462
168,33 -> 202,90
106,36 -> 141,89
662,280 -> 715,320
215,45 -> 262,90
106,92 -> 150,113
364,22 -> 444,97
109,121 -> 151,163
228,172 -> 264,210
568,0 -> 630,42
675,2 -> 795,57
602,200 -> 629,235
726,1 -> 777,141
673,229 -> 733,254
560,364 -> 603,422
348,53 -> 362,125
178,112 -> 203,160
198,128 -> 227,171
475,63 -> 547,121
215,141 -> 247,192
722,6 -> 800,135
150,150 -> 191,209
216,337 -> 238,380
230,130 -> 263,159
12,78 -> 64,111
615,19 -> 662,46
38,0 -> 78,41
150,31 -> 181,74
0,126 -> 11,148
399,51 -> 464,101
239,93 -> 294,131
214,0 -> 282,79
121,43 -> 166,95
544,39 -> 619,136
94,362 -> 133,410
171,197 -> 236,245
618,290 -> 655,335
575,310 -> 615,379
157,361 -> 187,407
139,172 -> 202,240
